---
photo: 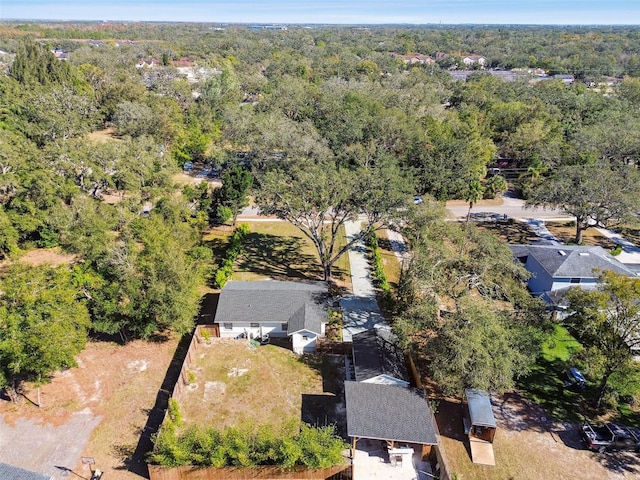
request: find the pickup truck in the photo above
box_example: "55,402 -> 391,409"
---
581,422 -> 640,453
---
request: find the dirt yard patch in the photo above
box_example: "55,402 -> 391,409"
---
87,127 -> 119,143
176,339 -> 342,432
446,198 -> 505,208
545,222 -> 618,249
436,392 -> 640,480
16,247 -> 78,267
0,336 -> 181,480
477,220 -> 541,245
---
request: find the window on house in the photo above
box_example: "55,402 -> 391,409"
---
281,323 -> 288,331
223,323 -> 233,330
302,335 -> 308,341
570,278 -> 581,284
250,322 -> 259,328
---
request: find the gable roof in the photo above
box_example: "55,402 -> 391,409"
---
352,327 -> 409,383
513,244 -> 636,278
0,463 -> 52,480
287,302 -> 324,335
214,280 -> 327,327
345,382 -> 438,445
465,389 -> 497,428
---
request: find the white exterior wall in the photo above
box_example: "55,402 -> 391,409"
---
218,322 -> 287,339
290,331 -> 318,354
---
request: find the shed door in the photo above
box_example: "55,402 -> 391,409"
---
470,439 -> 495,466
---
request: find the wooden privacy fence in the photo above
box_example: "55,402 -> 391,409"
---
315,340 -> 353,355
148,464 -> 352,480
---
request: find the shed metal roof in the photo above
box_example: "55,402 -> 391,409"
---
345,382 -> 438,445
465,389 -> 497,428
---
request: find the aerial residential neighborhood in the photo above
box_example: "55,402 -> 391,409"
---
1,5 -> 640,480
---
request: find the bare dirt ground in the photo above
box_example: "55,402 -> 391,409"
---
0,337 -> 181,480
436,391 -> 640,480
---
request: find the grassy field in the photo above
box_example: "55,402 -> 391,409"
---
177,340 -> 325,431
375,229 -> 403,288
231,221 -> 351,288
517,325 -> 586,422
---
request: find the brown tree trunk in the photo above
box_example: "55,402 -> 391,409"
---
575,226 -> 584,245
594,368 -> 613,409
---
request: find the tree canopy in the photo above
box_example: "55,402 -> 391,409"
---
566,270 -> 640,408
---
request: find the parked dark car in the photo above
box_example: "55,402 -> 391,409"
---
581,422 -> 640,453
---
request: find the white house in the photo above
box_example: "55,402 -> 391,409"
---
213,280 -> 327,354
462,54 -> 486,67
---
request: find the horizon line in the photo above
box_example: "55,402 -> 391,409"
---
1,19 -> 639,27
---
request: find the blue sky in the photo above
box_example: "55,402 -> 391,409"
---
1,1 -> 639,25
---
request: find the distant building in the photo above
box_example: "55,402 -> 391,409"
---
391,52 -> 435,65
462,54 -> 486,67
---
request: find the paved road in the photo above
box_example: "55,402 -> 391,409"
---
446,193 -> 571,222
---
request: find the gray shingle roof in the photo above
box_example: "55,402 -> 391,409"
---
287,302 -> 324,335
352,327 -> 409,383
344,382 -> 438,445
0,463 -> 52,480
214,280 -> 327,328
515,244 -> 635,278
465,389 -> 497,428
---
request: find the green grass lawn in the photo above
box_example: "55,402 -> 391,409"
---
232,221 -> 351,285
518,324 -> 586,422
519,325 -> 640,423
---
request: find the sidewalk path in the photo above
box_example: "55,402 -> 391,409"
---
595,228 -> 640,264
386,228 -> 410,265
340,219 -> 386,342
524,219 -> 561,245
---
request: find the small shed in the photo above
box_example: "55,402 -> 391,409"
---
464,389 -> 497,466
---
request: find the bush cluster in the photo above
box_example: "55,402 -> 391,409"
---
366,233 -> 395,310
150,420 -> 348,468
213,223 -> 250,288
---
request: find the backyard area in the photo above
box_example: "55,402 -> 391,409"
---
0,336 -> 182,480
176,338 -> 346,433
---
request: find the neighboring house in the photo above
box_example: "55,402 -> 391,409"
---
213,280 -> 328,354
51,49 -> 69,60
553,74 -> 575,85
0,462 -> 52,480
462,54 -> 486,67
391,52 -> 435,65
172,57 -> 194,67
351,326 -> 410,387
511,244 -> 637,306
136,58 -> 159,68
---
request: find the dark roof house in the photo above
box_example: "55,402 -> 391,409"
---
510,244 -> 637,305
345,381 -> 438,446
213,280 -> 328,353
